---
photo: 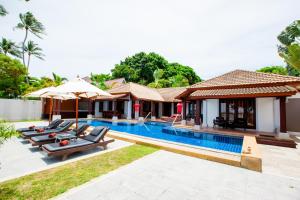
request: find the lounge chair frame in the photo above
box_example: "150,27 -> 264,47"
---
42,138 -> 114,160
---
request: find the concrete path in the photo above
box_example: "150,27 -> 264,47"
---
55,150 -> 300,200
0,121 -> 131,182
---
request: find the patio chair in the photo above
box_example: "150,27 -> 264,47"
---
42,126 -> 114,160
21,120 -> 75,139
213,117 -> 227,128
17,119 -> 63,133
29,123 -> 90,147
230,118 -> 247,130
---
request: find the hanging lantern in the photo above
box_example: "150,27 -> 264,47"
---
134,103 -> 140,112
177,103 -> 183,114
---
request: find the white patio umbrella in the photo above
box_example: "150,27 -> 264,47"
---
24,86 -> 76,123
52,77 -> 112,129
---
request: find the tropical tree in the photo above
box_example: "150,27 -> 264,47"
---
23,40 -> 44,72
90,73 -> 111,90
0,38 -> 21,58
52,72 -> 67,86
0,4 -> 8,16
111,52 -> 201,87
15,12 -> 45,82
256,66 -> 288,75
277,20 -> 300,71
169,74 -> 189,87
0,54 -> 27,98
279,44 -> 300,70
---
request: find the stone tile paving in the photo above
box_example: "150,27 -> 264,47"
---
0,121 -> 131,182
55,150 -> 300,200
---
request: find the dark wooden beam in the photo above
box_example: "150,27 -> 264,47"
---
280,97 -> 287,133
195,100 -> 201,125
182,99 -> 186,120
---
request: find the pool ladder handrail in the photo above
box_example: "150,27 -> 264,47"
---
144,112 -> 152,121
172,114 -> 180,126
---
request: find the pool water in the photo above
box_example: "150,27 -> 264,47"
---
80,120 -> 243,153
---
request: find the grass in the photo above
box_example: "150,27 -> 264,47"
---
0,145 -> 158,200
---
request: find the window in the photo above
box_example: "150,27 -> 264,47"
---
219,98 -> 256,129
108,101 -> 113,111
99,102 -> 103,112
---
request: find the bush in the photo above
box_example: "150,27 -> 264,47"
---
0,120 -> 18,145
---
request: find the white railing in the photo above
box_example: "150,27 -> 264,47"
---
144,112 -> 152,121
172,114 -> 181,126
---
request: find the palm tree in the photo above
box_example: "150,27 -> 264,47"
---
0,5 -> 8,16
23,40 -> 45,72
15,12 -> 45,82
279,44 -> 300,70
0,38 -> 21,58
52,73 -> 68,86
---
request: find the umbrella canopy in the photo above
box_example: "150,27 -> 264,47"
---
54,77 -> 111,98
24,86 -> 76,123
51,77 -> 112,130
25,86 -> 76,100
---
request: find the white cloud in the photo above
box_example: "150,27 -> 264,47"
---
0,0 -> 299,80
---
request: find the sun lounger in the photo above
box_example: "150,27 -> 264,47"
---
17,119 -> 63,133
42,126 -> 114,160
29,123 -> 90,147
21,120 -> 75,139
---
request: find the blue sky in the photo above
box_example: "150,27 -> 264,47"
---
1,0 -> 299,80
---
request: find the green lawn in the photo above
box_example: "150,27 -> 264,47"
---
0,145 -> 158,200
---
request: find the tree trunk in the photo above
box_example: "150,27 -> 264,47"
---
22,29 -> 29,83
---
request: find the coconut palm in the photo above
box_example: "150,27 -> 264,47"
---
0,5 -> 8,16
52,72 -> 68,86
0,38 -> 21,58
15,12 -> 45,82
23,40 -> 45,72
279,44 -> 300,70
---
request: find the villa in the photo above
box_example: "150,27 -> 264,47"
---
42,69 -> 300,138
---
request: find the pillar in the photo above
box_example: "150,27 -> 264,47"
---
134,100 -> 139,119
171,102 -> 174,115
279,97 -> 287,133
139,100 -> 144,117
158,102 -> 163,118
112,100 -> 118,120
127,100 -> 132,120
181,98 -> 186,125
151,101 -> 156,120
194,100 -> 201,129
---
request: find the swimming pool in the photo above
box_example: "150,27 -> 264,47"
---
80,120 -> 243,153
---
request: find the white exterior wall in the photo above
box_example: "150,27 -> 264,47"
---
158,102 -> 163,117
256,97 -> 276,133
103,101 -> 108,111
0,99 -> 42,121
206,99 -> 219,127
94,102 -> 102,118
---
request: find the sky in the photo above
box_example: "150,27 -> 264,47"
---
1,0 -> 299,80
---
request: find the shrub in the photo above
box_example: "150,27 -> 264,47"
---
0,120 -> 18,145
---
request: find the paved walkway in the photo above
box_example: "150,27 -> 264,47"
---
0,121 -> 131,182
55,150 -> 300,200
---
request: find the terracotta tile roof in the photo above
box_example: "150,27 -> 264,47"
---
190,70 -> 300,89
104,78 -> 126,89
189,86 -> 297,99
108,82 -> 165,101
156,87 -> 186,102
95,93 -> 128,100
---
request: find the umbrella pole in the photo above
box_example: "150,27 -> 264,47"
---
76,96 -> 79,131
49,97 -> 53,124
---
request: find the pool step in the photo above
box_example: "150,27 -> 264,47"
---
256,135 -> 297,148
